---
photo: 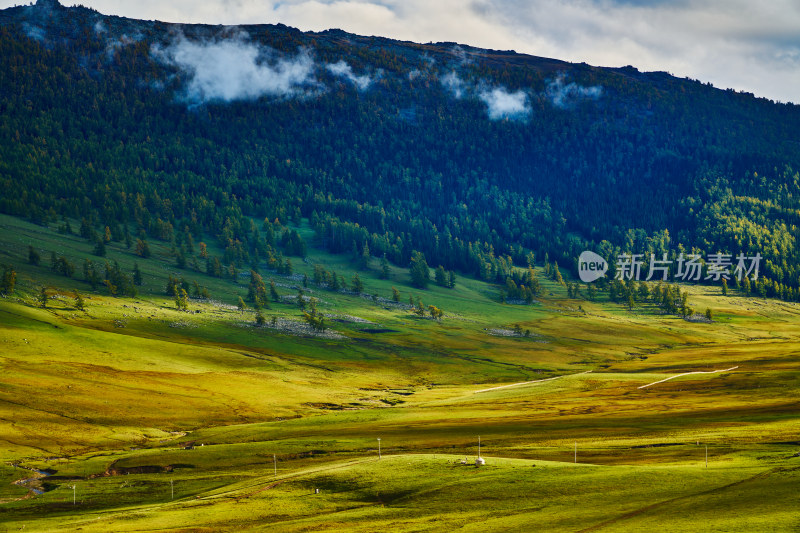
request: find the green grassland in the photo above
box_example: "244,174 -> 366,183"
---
0,214 -> 799,531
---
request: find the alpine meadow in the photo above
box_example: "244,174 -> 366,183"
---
0,1 -> 799,531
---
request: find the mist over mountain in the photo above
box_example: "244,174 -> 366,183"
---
2,0 -> 800,297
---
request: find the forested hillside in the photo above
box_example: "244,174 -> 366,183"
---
2,0 -> 800,298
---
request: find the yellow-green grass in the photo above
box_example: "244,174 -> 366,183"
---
3,454 -> 797,532
1,213 -> 799,529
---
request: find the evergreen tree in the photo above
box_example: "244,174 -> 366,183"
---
435,265 -> 447,287
447,270 -> 457,289
380,255 -> 391,279
270,279 -> 280,302
39,286 -> 48,308
351,273 -> 364,293
705,308 -> 714,321
135,239 -> 151,258
74,292 -> 85,311
586,283 -> 597,301
392,286 -> 400,302
133,263 -> 143,286
553,261 -> 564,285
28,246 -> 40,266
1,266 -> 16,295
360,242 -> 371,270
175,288 -> 189,311
409,250 -> 430,289
93,240 -> 106,257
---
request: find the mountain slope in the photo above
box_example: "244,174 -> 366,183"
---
1,0 -> 800,295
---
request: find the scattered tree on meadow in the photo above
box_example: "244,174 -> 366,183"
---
1,266 -> 16,295
135,239 -> 151,258
175,288 -> 189,311
380,255 -> 391,279
409,250 -> 430,289
28,246 -> 40,266
132,263 -> 143,286
74,292 -> 84,311
269,279 -> 280,302
351,273 -> 364,293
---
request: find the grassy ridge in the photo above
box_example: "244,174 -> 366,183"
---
0,214 -> 799,530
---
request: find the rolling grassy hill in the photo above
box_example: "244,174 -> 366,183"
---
1,213 -> 798,531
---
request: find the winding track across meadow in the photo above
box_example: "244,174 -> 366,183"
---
474,370 -> 593,394
637,366 -> 739,389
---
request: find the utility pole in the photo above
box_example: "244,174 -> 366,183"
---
377,438 -> 381,459
705,445 -> 708,468
273,454 -> 277,476
170,478 -> 174,500
72,484 -> 76,505
574,442 -> 577,464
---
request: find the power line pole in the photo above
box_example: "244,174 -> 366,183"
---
377,438 -> 381,459
170,478 -> 174,500
273,454 -> 277,476
574,442 -> 577,464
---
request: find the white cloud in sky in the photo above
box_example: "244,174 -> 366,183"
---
2,0 -> 798,103
478,86 -> 530,120
325,60 -> 374,90
151,33 -> 317,102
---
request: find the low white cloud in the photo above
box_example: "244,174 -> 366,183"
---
440,70 -> 466,98
326,60 -> 374,90
151,33 -> 318,102
478,86 -> 530,120
545,74 -> 602,108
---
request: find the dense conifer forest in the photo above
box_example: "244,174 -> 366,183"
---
2,0 -> 800,299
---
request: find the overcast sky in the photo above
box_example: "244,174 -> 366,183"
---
3,0 -> 798,103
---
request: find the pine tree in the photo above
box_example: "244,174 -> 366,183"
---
74,292 -> 85,311
705,308 -> 714,321
133,263 -> 143,286
392,286 -> 400,302
553,261 -> 564,285
255,310 -> 266,326
721,278 -> 728,296
175,288 -> 189,311
447,270 -> 457,289
93,240 -> 106,257
351,273 -> 364,293
409,250 -> 430,289
39,286 -> 48,308
1,267 -> 16,295
380,255 -> 391,279
360,242 -> 371,270
435,265 -> 447,287
28,246 -> 40,266
135,239 -> 151,258
270,279 -> 280,302
586,283 -> 597,301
